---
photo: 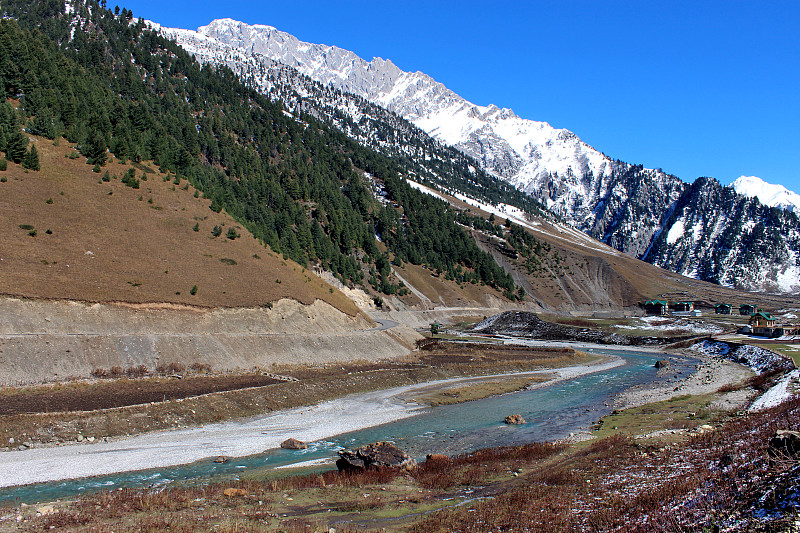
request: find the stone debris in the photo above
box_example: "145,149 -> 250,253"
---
280,438 -> 308,450
504,414 -> 526,425
336,441 -> 416,472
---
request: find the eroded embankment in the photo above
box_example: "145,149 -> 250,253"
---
0,297 -> 420,385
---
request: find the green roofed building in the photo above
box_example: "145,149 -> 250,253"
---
750,312 -> 777,337
740,304 -> 759,316
644,300 -> 669,316
714,303 -> 732,315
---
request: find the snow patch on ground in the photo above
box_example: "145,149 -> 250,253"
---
775,249 -> 800,293
405,179 -> 543,235
615,317 -> 723,335
666,218 -> 685,245
691,341 -> 791,373
406,179 -> 447,201
750,370 -> 800,411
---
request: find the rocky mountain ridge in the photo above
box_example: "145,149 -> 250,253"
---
155,18 -> 800,294
734,175 -> 800,213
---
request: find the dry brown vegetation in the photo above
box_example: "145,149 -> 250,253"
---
411,398 -> 800,532
0,372 -> 281,415
5,396 -> 798,532
0,343 -> 586,449
0,137 -> 357,314
390,261 -> 506,308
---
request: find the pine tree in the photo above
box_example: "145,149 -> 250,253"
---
5,130 -> 28,163
22,144 -> 39,170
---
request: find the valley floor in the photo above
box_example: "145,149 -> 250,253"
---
1,340 -> 795,532
0,356 -> 622,487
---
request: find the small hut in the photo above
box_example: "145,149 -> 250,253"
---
714,303 -> 732,315
740,304 -> 759,316
644,300 -> 669,316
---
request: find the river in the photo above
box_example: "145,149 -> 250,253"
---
0,346 -> 690,504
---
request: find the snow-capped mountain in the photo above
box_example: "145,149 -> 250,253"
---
158,19 -> 617,222
155,18 -> 800,294
733,176 -> 800,213
150,19 -> 548,220
645,178 -> 800,294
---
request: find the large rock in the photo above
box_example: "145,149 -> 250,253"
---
281,438 -> 308,450
336,442 -> 416,472
769,430 -> 800,458
654,359 -> 670,369
505,414 -> 526,425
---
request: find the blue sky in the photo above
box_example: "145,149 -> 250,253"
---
123,0 -> 799,191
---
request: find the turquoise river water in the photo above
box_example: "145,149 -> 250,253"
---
0,347 -> 693,504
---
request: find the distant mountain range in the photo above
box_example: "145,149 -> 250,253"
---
733,176 -> 800,213
157,18 -> 800,294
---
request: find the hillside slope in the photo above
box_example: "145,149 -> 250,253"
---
405,184 -> 800,312
0,136 -> 358,313
160,18 -> 800,295
0,138 -> 427,385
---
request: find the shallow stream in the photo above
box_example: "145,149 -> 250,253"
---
0,346 -> 693,504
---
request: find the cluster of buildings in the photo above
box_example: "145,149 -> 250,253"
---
642,300 -> 700,317
642,299 -> 799,339
740,312 -> 800,338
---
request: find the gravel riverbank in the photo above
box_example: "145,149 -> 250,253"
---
615,354 -> 755,411
0,357 -> 622,488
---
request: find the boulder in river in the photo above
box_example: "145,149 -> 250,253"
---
504,414 -> 526,425
281,438 -> 308,450
336,441 -> 416,472
213,456 -> 230,463
654,359 -> 670,369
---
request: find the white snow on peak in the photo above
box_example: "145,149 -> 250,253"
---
156,18 -> 618,216
733,175 -> 800,213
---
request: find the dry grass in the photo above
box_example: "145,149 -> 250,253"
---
0,353 -> 572,448
411,398 -> 800,533
408,375 -> 549,406
0,137 -> 357,314
6,392 -> 799,532
391,262 -> 506,308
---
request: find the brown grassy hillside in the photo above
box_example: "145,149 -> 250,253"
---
445,193 -> 799,311
0,136 -> 358,315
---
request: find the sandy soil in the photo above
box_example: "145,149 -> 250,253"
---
0,357 -> 622,488
0,298 -> 421,386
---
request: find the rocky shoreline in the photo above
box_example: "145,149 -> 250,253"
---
616,354 -> 754,411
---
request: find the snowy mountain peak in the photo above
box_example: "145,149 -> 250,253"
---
732,175 -> 800,213
164,19 -> 619,218
153,18 -> 800,295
